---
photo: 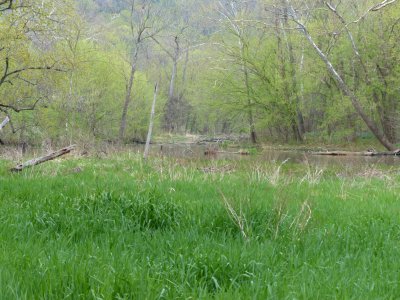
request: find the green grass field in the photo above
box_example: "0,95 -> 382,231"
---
0,155 -> 399,299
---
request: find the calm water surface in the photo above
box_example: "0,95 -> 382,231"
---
133,143 -> 400,168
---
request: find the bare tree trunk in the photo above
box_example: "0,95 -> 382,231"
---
244,67 -> 257,144
382,107 -> 397,143
118,0 -> 160,142
218,2 -> 257,143
277,8 -> 303,142
283,20 -> 304,141
169,59 -> 177,101
179,49 -> 190,101
164,59 -> 177,132
376,66 -> 398,143
0,116 -> 9,130
119,52 -> 138,142
144,83 -> 158,160
164,36 -> 180,133
0,116 -> 9,145
164,57 -> 178,132
298,48 -> 306,134
287,3 -> 395,150
180,50 -> 191,134
241,37 -> 257,144
19,118 -> 28,155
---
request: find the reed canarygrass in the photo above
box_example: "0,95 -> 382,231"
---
0,156 -> 399,299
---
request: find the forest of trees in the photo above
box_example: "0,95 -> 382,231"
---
0,0 -> 399,149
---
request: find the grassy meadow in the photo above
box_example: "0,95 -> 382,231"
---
0,153 -> 399,299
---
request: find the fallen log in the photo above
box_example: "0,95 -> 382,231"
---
217,150 -> 250,155
11,145 -> 76,172
372,149 -> 400,156
313,149 -> 400,157
197,135 -> 243,144
204,149 -> 251,156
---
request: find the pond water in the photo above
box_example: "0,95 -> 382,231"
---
133,143 -> 400,168
1,143 -> 398,169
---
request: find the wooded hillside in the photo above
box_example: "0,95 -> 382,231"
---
0,0 -> 399,149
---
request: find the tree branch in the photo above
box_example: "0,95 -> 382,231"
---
352,0 -> 398,24
0,0 -> 12,12
151,36 -> 174,58
325,2 -> 371,83
0,62 -> 64,86
0,98 -> 41,113
371,0 -> 397,11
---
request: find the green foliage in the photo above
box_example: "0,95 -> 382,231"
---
0,156 -> 400,298
0,0 -> 399,146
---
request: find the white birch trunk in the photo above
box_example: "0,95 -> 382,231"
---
0,116 -> 10,130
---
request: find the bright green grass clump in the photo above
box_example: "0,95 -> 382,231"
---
0,155 -> 399,299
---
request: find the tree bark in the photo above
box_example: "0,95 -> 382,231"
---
240,37 -> 257,144
0,116 -> 9,130
169,59 -> 177,101
298,48 -> 306,135
119,50 -> 138,142
144,83 -> 158,160
179,49 -> 190,101
244,66 -> 257,144
164,36 -> 180,133
280,6 -> 304,141
164,59 -> 177,132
